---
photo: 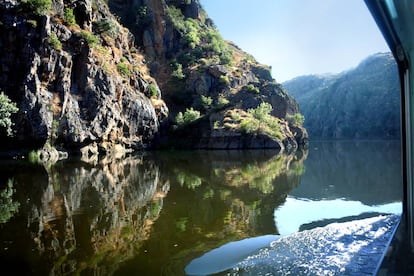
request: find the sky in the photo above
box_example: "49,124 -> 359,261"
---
199,0 -> 390,82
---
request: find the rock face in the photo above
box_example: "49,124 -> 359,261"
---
284,52 -> 400,139
0,0 -> 307,154
108,0 -> 308,151
0,0 -> 167,154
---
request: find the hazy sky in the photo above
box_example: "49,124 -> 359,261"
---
200,0 -> 390,82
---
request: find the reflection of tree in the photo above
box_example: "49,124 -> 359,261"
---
0,149 -> 308,276
128,150 -> 308,275
22,155 -> 169,275
0,179 -> 19,224
175,170 -> 202,190
214,154 -> 290,194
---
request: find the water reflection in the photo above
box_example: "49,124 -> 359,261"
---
0,149 -> 306,275
0,156 -> 169,275
275,140 -> 402,235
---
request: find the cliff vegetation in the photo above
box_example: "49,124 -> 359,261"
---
0,0 -> 307,159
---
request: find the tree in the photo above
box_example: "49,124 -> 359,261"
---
0,93 -> 18,136
249,102 -> 272,122
22,0 -> 52,16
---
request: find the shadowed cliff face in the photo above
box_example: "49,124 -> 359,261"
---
0,0 -> 167,153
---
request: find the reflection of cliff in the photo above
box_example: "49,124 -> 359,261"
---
24,156 -> 168,275
121,150 -> 307,275
0,150 -> 308,275
291,141 -> 402,205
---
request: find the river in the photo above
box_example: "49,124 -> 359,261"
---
0,140 -> 402,275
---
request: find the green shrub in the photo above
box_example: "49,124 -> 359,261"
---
240,118 -> 256,134
47,33 -> 62,50
117,63 -> 131,77
213,121 -> 221,129
201,95 -> 213,110
215,96 -> 229,109
249,102 -> 272,121
0,179 -> 20,224
64,8 -> 76,26
220,50 -> 233,65
0,92 -> 18,137
95,18 -> 117,38
176,108 -> 200,126
28,150 -> 40,164
240,103 -> 283,140
219,75 -> 230,86
231,112 -> 241,122
22,0 -> 51,16
147,84 -> 158,97
171,63 -> 185,80
245,84 -> 259,94
166,6 -> 186,33
286,113 -> 305,127
80,30 -> 99,47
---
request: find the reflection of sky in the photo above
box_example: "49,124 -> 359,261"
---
274,196 -> 402,235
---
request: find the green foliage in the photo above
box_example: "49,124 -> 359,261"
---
201,95 -> 213,110
175,108 -> 201,126
183,108 -> 201,123
27,19 -> 37,28
0,93 -> 18,137
220,50 -> 233,65
215,96 -> 230,109
213,120 -> 221,129
249,102 -> 272,121
136,6 -> 151,26
80,30 -> 99,47
286,113 -> 305,127
95,18 -> 118,38
166,6 -> 233,66
183,19 -> 200,48
0,179 -> 20,224
166,6 -> 186,33
22,0 -> 51,16
147,84 -> 158,97
240,102 -> 283,140
117,63 -> 131,77
219,75 -> 230,86
48,32 -> 62,50
64,8 -> 76,26
28,150 -> 40,164
171,62 -> 185,80
149,200 -> 162,217
176,170 -> 202,190
175,217 -> 188,232
245,84 -> 260,94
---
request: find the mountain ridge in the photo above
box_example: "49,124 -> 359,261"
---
283,52 -> 400,140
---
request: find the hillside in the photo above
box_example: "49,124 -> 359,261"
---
283,53 -> 400,139
0,0 -> 307,158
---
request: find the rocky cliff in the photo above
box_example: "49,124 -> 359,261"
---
0,0 -> 167,157
0,0 -> 307,157
284,52 -> 400,139
109,0 -> 307,151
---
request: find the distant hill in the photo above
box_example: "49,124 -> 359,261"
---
283,53 -> 400,139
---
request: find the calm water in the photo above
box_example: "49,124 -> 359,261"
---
0,141 -> 402,275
